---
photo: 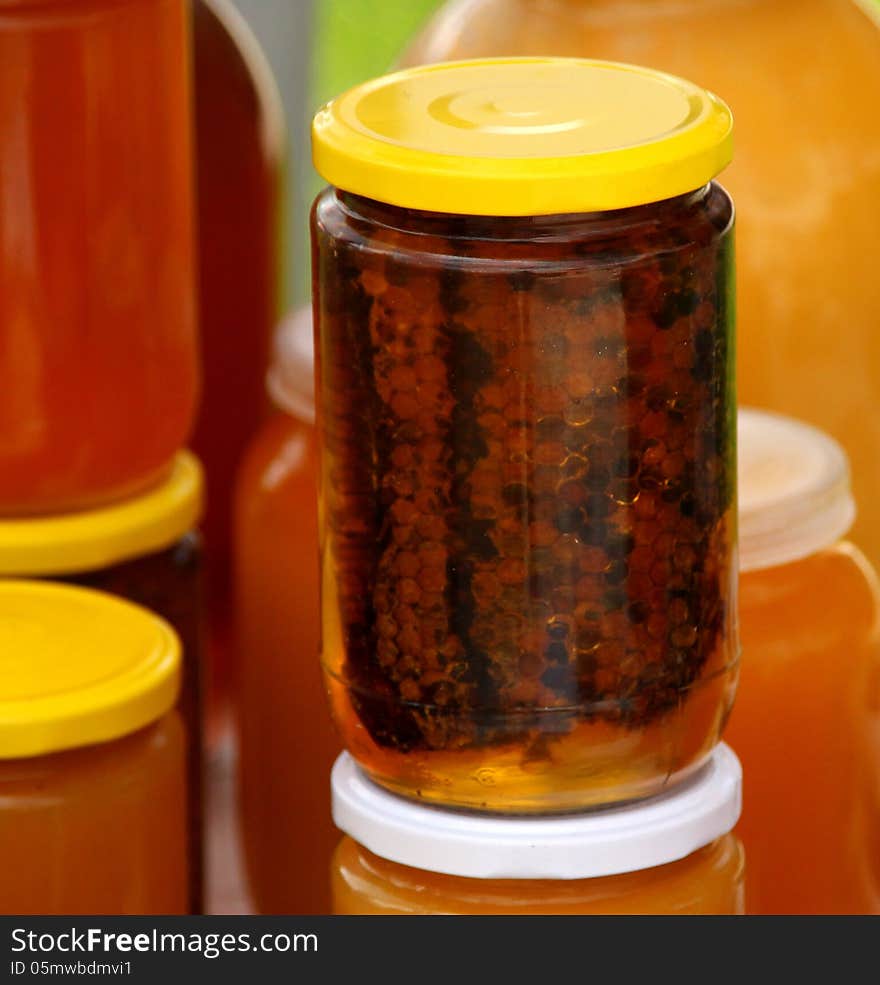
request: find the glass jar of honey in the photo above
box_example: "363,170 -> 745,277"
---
312,58 -> 738,812
0,581 -> 187,914
331,746 -> 744,914
727,409 -> 880,915
0,452 -> 204,912
235,308 -> 339,914
0,0 -> 197,514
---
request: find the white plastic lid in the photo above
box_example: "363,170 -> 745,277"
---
738,408 -> 855,573
266,305 -> 315,424
331,745 -> 742,880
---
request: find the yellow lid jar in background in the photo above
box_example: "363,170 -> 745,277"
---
312,58 -> 738,813
0,451 -> 205,912
0,581 -> 188,915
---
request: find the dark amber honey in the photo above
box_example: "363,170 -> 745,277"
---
333,835 -> 744,915
313,186 -> 737,811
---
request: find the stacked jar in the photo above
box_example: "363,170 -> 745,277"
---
0,582 -> 189,914
729,409 -> 880,914
0,0 -> 201,913
309,57 -> 741,912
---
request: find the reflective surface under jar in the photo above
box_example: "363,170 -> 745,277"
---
332,834 -> 744,915
0,715 -> 188,915
313,187 -> 738,812
0,0 -> 197,513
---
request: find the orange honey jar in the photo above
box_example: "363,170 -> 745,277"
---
728,409 -> 880,914
0,581 -> 188,914
0,0 -> 197,513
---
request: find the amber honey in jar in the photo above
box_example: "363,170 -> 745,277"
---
331,746 -> 744,914
727,409 -> 880,914
0,453 -> 204,912
235,308 -> 339,914
0,581 -> 187,914
312,58 -> 738,812
0,0 -> 198,514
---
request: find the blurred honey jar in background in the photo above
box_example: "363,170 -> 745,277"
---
331,746 -> 745,914
0,453 -> 205,912
728,409 -> 880,914
192,0 -> 285,714
402,0 -> 880,569
0,0 -> 198,514
312,59 -> 738,813
234,308 -> 337,915
0,582 -> 188,915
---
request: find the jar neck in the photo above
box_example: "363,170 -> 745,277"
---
336,185 -> 714,245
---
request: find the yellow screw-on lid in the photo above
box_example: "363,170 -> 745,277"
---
0,581 -> 180,759
312,57 -> 733,216
0,452 -> 203,577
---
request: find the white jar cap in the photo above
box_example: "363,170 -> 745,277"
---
738,408 -> 855,573
266,305 -> 315,425
331,745 -> 742,880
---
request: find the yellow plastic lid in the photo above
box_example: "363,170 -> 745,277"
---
0,452 -> 203,577
0,581 -> 181,759
312,57 -> 733,216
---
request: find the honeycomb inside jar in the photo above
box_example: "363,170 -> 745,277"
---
313,185 -> 738,812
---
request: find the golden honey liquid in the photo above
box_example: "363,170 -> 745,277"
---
404,0 -> 880,567
727,544 -> 880,914
0,716 -> 188,915
332,835 -> 745,914
235,411 -> 339,914
325,651 -> 734,812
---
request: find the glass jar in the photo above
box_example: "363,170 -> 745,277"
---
235,308 -> 338,915
331,747 -> 744,914
192,0 -> 285,704
312,58 -> 738,812
0,581 -> 187,914
0,452 -> 204,912
402,0 -> 880,574
726,409 -> 880,915
0,0 -> 197,514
